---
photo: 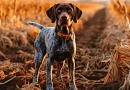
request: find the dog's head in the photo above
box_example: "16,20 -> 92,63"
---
46,3 -> 82,26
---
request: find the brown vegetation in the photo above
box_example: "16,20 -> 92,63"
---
101,0 -> 130,90
1,0 -> 130,90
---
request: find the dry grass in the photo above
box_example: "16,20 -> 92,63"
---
0,0 -> 103,47
0,35 -> 13,49
3,0 -> 130,89
101,0 -> 130,90
0,1 -> 107,90
6,30 -> 29,47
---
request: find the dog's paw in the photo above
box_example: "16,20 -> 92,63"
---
69,84 -> 78,90
46,86 -> 54,90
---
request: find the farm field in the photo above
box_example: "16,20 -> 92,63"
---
0,0 -> 130,90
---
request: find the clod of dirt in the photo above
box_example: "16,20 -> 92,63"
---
10,50 -> 34,63
95,81 -> 121,90
82,70 -> 107,80
0,51 -> 7,60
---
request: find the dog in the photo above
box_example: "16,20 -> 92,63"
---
28,3 -> 82,90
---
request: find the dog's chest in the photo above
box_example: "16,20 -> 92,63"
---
54,38 -> 74,61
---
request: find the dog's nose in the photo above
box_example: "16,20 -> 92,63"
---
61,16 -> 67,19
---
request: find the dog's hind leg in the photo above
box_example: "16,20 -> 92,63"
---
33,36 -> 46,82
56,61 -> 65,82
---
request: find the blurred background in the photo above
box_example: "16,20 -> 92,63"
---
0,0 -> 130,90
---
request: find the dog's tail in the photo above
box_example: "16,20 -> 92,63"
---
27,21 -> 44,30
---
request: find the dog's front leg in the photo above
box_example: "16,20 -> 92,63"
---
68,58 -> 77,90
46,58 -> 54,90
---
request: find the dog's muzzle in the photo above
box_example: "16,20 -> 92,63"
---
60,14 -> 69,25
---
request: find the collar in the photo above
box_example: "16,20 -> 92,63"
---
57,32 -> 71,40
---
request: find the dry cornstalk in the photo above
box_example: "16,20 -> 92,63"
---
117,0 -> 130,28
12,0 -> 17,26
21,82 -> 41,90
85,60 -> 90,72
112,0 -> 130,28
103,0 -> 130,87
119,70 -> 130,90
104,50 -> 121,83
115,43 -> 130,57
104,42 -> 130,88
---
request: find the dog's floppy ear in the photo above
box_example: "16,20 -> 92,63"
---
70,3 -> 82,23
46,4 -> 59,23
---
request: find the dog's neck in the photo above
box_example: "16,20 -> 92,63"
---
55,24 -> 72,34
55,24 -> 73,40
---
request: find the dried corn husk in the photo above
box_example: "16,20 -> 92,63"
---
104,50 -> 121,83
115,43 -> 130,57
119,70 -> 130,90
104,42 -> 130,90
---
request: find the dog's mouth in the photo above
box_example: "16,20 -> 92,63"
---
61,25 -> 70,34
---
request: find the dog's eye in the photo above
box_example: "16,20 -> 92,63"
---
68,9 -> 72,13
57,9 -> 61,13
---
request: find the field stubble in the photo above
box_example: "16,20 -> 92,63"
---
1,0 -> 129,90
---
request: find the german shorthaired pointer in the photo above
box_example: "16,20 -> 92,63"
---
28,3 -> 82,90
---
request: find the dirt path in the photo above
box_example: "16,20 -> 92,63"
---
76,8 -> 107,48
74,7 -> 121,90
74,7 -> 109,90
